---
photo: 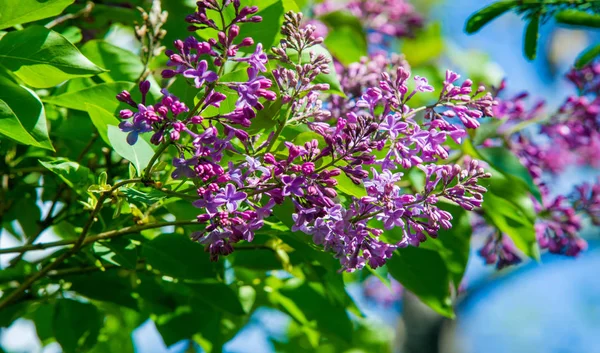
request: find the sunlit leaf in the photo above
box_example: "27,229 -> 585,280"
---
0,71 -> 54,150
575,43 -> 600,69
0,0 -> 74,30
524,12 -> 540,61
0,26 -> 104,88
555,9 -> 600,28
44,82 -> 134,112
464,1 -> 516,34
107,125 -> 155,176
387,246 -> 454,318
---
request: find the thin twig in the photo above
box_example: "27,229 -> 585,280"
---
0,219 -> 200,255
45,1 -> 94,29
9,136 -> 100,267
0,178 -> 142,310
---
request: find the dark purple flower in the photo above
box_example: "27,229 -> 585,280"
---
213,184 -> 247,212
183,60 -> 218,88
119,119 -> 152,145
356,87 -> 382,111
379,113 -> 408,139
172,157 -> 198,179
246,43 -> 268,72
281,175 -> 305,197
479,234 -> 522,269
234,67 -> 276,109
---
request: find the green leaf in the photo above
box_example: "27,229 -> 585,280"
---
53,299 -> 103,353
44,82 -> 134,112
271,198 -> 296,229
278,281 -> 353,342
142,233 -> 217,280
524,13 -> 540,61
231,246 -> 283,270
0,99 -> 41,149
187,281 -> 246,316
85,104 -> 120,146
28,303 -> 55,345
65,271 -> 139,310
93,237 -> 138,269
0,0 -> 74,30
555,9 -> 600,28
120,187 -> 166,205
477,146 -> 542,203
420,204 -> 471,289
0,72 -> 54,150
60,26 -> 82,44
39,157 -> 91,193
0,26 -> 104,88
154,307 -> 206,347
462,140 -> 541,205
107,125 -> 154,176
0,301 -> 27,327
486,171 -> 537,222
79,40 -> 163,97
401,22 -> 444,67
482,192 -> 538,259
320,11 -> 367,65
80,40 -> 143,82
0,261 -> 35,284
238,285 -> 256,313
88,309 -> 138,353
464,1 -> 515,34
387,247 -> 454,318
200,86 -> 239,117
164,199 -> 203,221
458,159 -> 536,225
15,196 -> 42,240
137,275 -> 190,316
575,43 -> 600,69
291,131 -> 324,147
246,99 -> 282,134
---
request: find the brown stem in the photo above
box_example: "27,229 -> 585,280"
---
0,219 -> 199,255
45,1 -> 94,28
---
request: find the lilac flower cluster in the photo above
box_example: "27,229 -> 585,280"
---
574,179 -> 600,226
282,67 -> 493,270
470,216 -> 521,269
327,53 -> 411,118
313,0 -> 423,45
479,232 -> 522,269
363,276 -> 403,306
536,195 -> 586,257
117,83 -> 190,145
474,61 -> 600,268
116,1 -> 494,271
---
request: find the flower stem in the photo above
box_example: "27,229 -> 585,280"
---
142,142 -> 171,183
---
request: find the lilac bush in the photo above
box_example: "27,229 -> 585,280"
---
3,1 -> 600,349
116,1 -> 495,272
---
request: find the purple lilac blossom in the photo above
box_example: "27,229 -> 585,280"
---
115,1 -> 496,271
